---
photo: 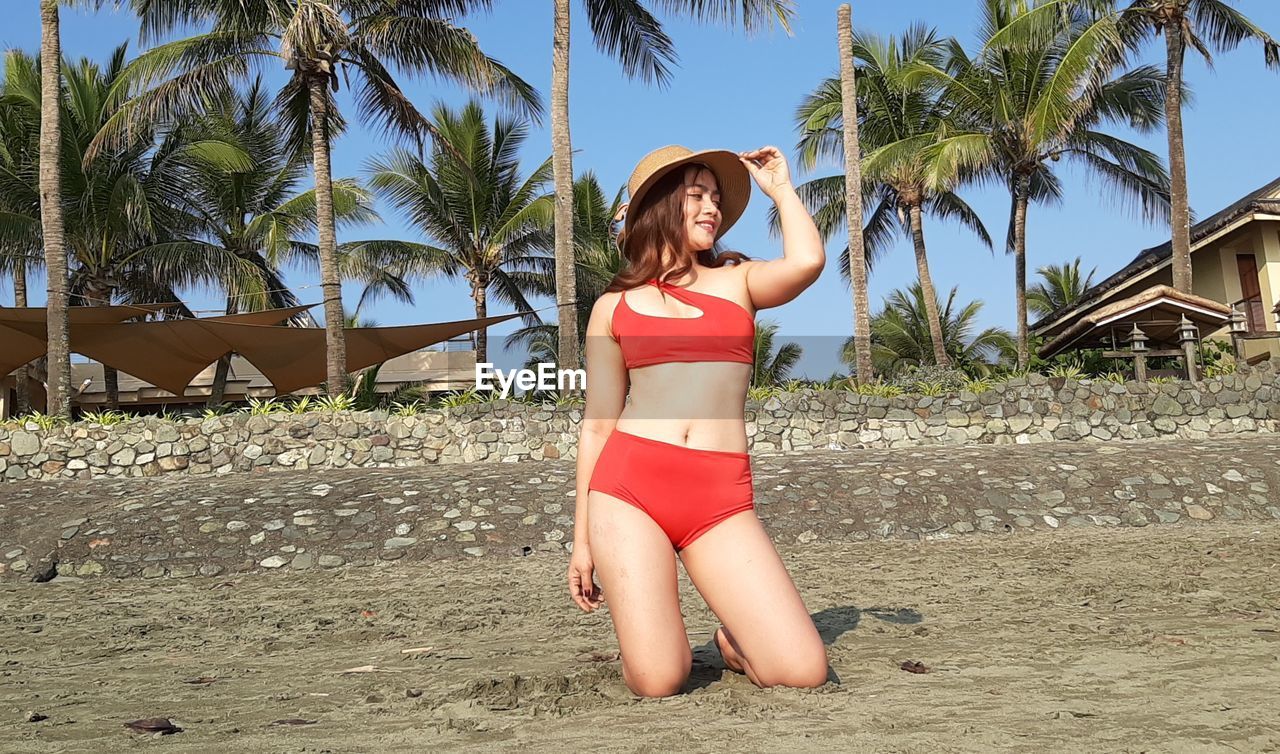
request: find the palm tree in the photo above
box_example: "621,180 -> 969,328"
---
359,101 -> 553,364
1,46 -> 261,408
113,0 -> 541,395
864,282 -> 1016,377
178,79 -> 411,406
38,0 -> 71,417
793,23 -> 992,371
918,0 -> 1171,369
0,67 -> 45,414
752,319 -> 801,388
512,171 -> 626,369
1029,256 -> 1097,318
549,0 -> 796,377
835,3 -> 872,383
1115,0 -> 1279,292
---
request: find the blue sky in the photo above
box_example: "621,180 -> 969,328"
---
6,1 -> 1280,377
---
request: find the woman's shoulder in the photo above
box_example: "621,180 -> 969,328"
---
588,289 -> 627,338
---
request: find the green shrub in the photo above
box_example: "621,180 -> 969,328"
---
1047,361 -> 1085,380
81,409 -> 130,426
315,394 -> 355,412
11,411 -> 66,430
913,380 -> 946,397
887,365 -> 970,393
748,385 -> 781,402
391,400 -> 424,417
436,388 -> 484,408
244,397 -> 286,415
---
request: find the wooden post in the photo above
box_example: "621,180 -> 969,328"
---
1128,323 -> 1149,383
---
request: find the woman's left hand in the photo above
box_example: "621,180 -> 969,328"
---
739,146 -> 792,200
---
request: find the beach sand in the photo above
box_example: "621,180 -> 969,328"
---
3,520 -> 1278,753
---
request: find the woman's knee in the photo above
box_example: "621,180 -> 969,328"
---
622,651 -> 692,698
753,648 -> 829,689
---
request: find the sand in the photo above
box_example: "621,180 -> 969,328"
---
2,521 -> 1278,753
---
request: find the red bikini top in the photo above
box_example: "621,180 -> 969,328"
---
611,278 -> 755,369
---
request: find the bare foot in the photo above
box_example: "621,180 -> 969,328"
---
713,625 -> 746,674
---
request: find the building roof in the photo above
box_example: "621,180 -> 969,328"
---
1037,285 -> 1231,359
1031,175 -> 1280,334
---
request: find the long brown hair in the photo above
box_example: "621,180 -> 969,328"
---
608,163 -> 751,299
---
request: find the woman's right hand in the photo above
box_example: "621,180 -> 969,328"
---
568,543 -> 603,612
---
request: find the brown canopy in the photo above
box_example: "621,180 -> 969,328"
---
2,304 -> 529,396
0,304 -> 175,378
61,306 -> 319,395
201,312 -> 525,394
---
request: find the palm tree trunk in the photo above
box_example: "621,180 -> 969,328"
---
837,4 -> 874,383
307,75 -> 348,396
207,295 -> 235,407
208,356 -> 231,407
907,202 -> 950,367
472,273 -> 488,364
1164,23 -> 1192,293
39,0 -> 71,418
86,281 -> 119,410
552,0 -> 580,381
1013,175 -> 1031,370
13,260 -> 31,414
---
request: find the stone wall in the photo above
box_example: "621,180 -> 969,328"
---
2,361 -> 1278,483
3,434 -> 1278,581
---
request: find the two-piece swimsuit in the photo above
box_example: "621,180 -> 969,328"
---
587,277 -> 757,551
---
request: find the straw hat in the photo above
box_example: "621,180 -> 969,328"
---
616,145 -> 751,243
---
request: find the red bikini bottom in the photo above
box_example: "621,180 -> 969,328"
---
587,429 -> 755,551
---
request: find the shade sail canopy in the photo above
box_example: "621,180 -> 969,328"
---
2,304 -> 528,397
0,327 -> 45,381
0,304 -> 175,378
203,311 -> 525,394
1037,285 -> 1231,359
60,306 -> 319,395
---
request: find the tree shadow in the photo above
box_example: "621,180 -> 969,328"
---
687,604 -> 923,690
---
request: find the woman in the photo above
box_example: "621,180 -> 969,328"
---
568,144 -> 829,697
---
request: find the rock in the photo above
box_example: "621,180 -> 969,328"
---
10,432 -> 40,457
76,561 -> 105,576
1185,504 -> 1213,521
384,537 -> 418,549
259,556 -> 288,569
1152,394 -> 1184,416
